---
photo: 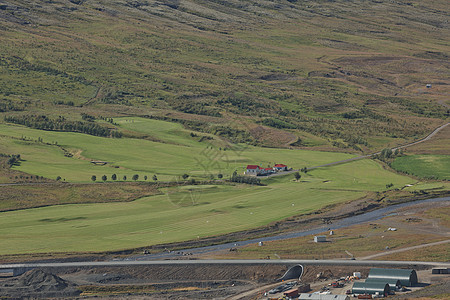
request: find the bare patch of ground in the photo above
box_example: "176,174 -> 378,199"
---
0,269 -> 81,298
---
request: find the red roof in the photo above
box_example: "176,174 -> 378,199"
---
264,168 -> 272,171
274,164 -> 287,168
246,165 -> 260,169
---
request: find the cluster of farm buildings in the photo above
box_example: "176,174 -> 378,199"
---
245,163 -> 289,176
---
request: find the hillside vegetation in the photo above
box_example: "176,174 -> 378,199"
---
0,1 -> 448,256
0,0 -> 448,151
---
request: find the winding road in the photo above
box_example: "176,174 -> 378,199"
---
128,196 -> 450,261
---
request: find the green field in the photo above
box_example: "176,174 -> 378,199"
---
0,117 -> 418,255
0,0 -> 448,258
391,155 -> 450,180
0,158 -> 413,254
0,118 -> 355,182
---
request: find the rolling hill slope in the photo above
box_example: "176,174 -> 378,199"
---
0,0 -> 448,151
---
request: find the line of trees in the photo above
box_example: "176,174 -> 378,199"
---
373,148 -> 403,162
91,174 -> 158,182
4,115 -> 122,138
230,171 -> 263,185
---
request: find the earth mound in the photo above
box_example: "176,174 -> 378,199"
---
0,268 -> 81,298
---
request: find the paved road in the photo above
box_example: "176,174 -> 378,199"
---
1,259 -> 448,270
359,239 -> 450,260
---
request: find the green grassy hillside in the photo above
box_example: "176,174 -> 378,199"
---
0,0 -> 448,256
0,0 -> 448,151
0,158 -> 415,254
391,155 -> 450,180
0,115 -> 421,255
0,118 -> 354,182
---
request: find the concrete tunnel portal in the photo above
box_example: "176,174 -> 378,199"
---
279,264 -> 304,281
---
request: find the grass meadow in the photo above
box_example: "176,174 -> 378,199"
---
391,155 -> 450,180
0,118 -> 354,182
0,182 -> 365,254
0,118 -> 427,255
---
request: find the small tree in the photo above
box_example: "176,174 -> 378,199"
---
218,173 -> 223,179
111,173 -> 117,181
152,174 -> 158,182
294,172 -> 301,182
56,176 -> 62,181
123,175 -> 127,181
144,175 -> 148,181
91,175 -> 96,182
102,175 -> 107,181
132,174 -> 139,181
182,173 -> 189,180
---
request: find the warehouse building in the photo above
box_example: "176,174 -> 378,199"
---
365,278 -> 402,290
352,282 -> 390,297
368,268 -> 418,287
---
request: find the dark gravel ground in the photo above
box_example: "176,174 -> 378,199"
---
392,279 -> 450,299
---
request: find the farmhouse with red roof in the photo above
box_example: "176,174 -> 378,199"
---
273,163 -> 288,171
245,164 -> 289,175
246,165 -> 260,175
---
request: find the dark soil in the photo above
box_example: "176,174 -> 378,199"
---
0,268 -> 81,299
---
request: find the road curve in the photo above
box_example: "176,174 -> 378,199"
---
308,122 -> 449,170
1,259 -> 449,270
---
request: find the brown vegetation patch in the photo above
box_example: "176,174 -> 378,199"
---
248,125 -> 297,147
0,183 -> 160,212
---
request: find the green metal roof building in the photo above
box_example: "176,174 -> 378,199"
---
368,268 -> 418,287
352,282 -> 390,296
365,278 -> 402,290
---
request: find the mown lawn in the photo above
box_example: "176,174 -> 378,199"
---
0,183 -> 361,254
0,157 -> 415,254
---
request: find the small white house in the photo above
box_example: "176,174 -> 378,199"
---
314,235 -> 327,243
273,163 -> 288,171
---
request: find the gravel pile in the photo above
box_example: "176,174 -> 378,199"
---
0,268 -> 80,298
